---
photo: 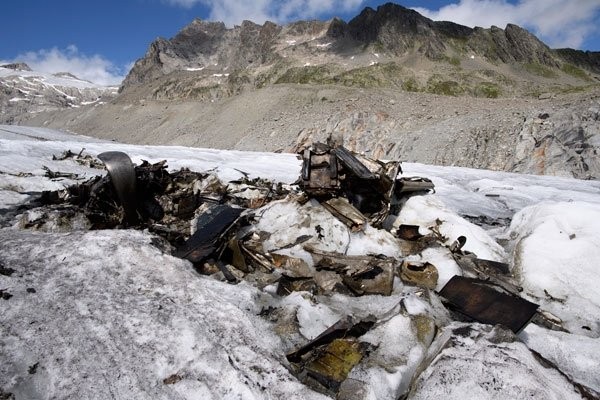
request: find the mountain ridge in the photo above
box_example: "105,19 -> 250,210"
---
120,2 -> 598,97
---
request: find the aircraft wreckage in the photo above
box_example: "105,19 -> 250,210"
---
15,143 -> 567,398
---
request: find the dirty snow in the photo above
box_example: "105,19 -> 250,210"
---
408,323 -> 587,400
2,125 -> 600,399
0,229 -> 327,400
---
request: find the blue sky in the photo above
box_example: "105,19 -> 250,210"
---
1,0 -> 599,85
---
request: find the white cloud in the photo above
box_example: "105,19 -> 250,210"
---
413,0 -> 600,49
166,0 -> 364,26
7,46 -> 128,86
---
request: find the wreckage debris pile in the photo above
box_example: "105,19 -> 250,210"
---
20,144 -> 555,397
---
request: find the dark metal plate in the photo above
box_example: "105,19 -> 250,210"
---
175,205 -> 243,263
439,275 -> 538,333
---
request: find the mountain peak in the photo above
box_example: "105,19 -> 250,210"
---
1,62 -> 32,72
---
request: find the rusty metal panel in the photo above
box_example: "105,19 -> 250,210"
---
308,249 -> 397,296
304,338 -> 364,393
302,149 -> 340,196
396,177 -> 435,194
276,275 -> 317,296
473,258 -> 511,275
286,317 -> 374,363
439,275 -> 538,333
397,224 -> 423,241
322,197 -> 367,232
301,149 -> 311,180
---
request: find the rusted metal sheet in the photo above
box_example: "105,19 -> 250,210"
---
396,177 -> 435,194
271,254 -> 313,278
471,258 -> 510,275
397,224 -> 423,241
400,261 -> 439,290
239,243 -> 275,273
321,197 -> 367,232
308,249 -> 396,296
439,275 -> 539,333
226,238 -> 250,273
286,317 -> 374,395
303,338 -> 365,393
174,205 -> 244,263
301,144 -> 340,197
276,275 -> 317,296
452,253 -> 520,295
298,143 -> 425,228
341,263 -> 395,296
286,317 -> 374,363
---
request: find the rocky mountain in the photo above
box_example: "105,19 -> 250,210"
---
8,2 -> 600,180
119,2 -> 598,100
0,63 -> 118,124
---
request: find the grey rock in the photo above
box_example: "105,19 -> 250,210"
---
555,48 -> 600,74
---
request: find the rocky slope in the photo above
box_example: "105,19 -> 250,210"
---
21,82 -> 600,180
8,2 -> 600,180
0,63 -> 118,124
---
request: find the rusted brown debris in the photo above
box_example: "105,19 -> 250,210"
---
286,317 -> 375,395
25,145 -> 547,396
301,143 -> 407,227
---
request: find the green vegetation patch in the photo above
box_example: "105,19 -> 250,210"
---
523,63 -> 558,78
275,65 -> 336,85
447,56 -> 461,67
402,77 -> 421,92
187,85 -> 220,98
426,75 -> 465,96
561,63 -> 591,81
555,84 -> 599,94
334,62 -> 404,88
448,37 -> 469,55
273,62 -> 406,88
473,82 -> 501,98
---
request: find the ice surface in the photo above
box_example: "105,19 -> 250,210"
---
401,163 -> 600,219
253,199 -> 402,262
521,324 -> 600,393
508,201 -> 600,337
346,314 -> 426,400
395,195 -> 506,260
